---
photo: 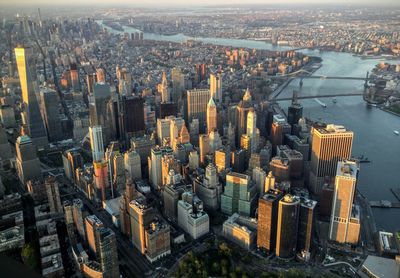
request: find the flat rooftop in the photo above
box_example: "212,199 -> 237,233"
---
337,160 -> 358,179
361,255 -> 400,278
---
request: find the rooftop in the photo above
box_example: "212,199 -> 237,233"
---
362,255 -> 400,278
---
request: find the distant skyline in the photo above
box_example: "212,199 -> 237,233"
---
0,0 -> 399,7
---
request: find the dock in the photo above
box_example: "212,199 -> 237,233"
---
369,200 -> 400,208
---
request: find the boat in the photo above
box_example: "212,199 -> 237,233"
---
314,98 -> 327,108
357,155 -> 371,163
394,131 -> 399,136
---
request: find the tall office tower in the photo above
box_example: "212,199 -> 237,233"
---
157,117 -> 172,145
169,117 -> 185,148
161,154 -> 181,186
85,215 -> 104,258
163,170 -> 186,221
171,67 -> 185,104
264,171 -> 276,192
206,97 -> 217,133
221,172 -> 257,217
281,148 -> 304,180
287,91 -> 303,130
0,126 -> 12,164
96,68 -> 106,83
93,160 -> 110,202
149,147 -> 162,189
188,150 -> 199,170
113,153 -> 125,192
177,192 -> 210,239
89,125 -> 104,162
227,122 -> 236,149
45,176 -> 62,214
70,63 -> 80,91
193,163 -> 222,210
276,194 -> 300,259
39,87 -> 62,142
297,198 -> 317,254
131,134 -> 156,166
329,160 -> 360,244
199,134 -> 210,165
246,109 -> 258,152
73,199 -> 87,241
240,134 -> 252,162
0,105 -> 17,128
15,47 -> 48,148
89,83 -> 112,143
129,197 -> 155,254
189,119 -> 199,146
63,201 -> 76,244
209,130 -> 222,153
236,88 -> 253,146
257,189 -> 284,253
253,167 -> 267,195
120,96 -> 145,140
186,89 -> 210,132
309,124 -> 353,195
98,227 -> 119,278
15,135 -> 41,184
124,150 -> 141,180
214,147 -> 231,173
269,157 -> 290,183
159,71 -> 170,103
232,149 -> 246,173
145,220 -> 171,262
209,73 -> 222,103
270,117 -> 291,151
86,73 -> 97,95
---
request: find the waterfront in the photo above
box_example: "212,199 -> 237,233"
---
100,21 -> 400,231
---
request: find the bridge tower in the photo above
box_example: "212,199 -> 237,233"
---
299,78 -> 303,88
364,71 -> 369,88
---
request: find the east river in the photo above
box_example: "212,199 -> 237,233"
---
100,22 -> 400,231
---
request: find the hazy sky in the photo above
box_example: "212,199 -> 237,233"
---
0,0 -> 399,6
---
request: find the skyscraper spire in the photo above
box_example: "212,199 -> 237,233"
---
243,88 -> 252,102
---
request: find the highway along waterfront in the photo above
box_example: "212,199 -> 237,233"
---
99,21 -> 400,231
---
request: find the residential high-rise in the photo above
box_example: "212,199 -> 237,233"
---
221,172 -> 257,217
186,89 -> 210,132
45,176 -> 62,214
209,73 -> 222,103
98,227 -> 119,278
236,89 -> 252,146
124,150 -> 142,181
206,97 -> 217,133
309,124 -> 353,195
85,215 -> 104,258
276,194 -> 300,259
257,189 -> 283,254
15,46 -> 48,148
145,220 -> 171,263
329,160 -> 360,245
89,125 -> 104,162
15,135 -> 41,184
39,87 -> 62,142
177,192 -> 209,239
129,197 -> 155,254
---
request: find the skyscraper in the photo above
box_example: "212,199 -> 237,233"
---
186,89 -> 210,132
89,83 -> 113,144
257,189 -> 283,254
85,215 -> 104,258
89,125 -> 104,162
209,73 -> 222,103
309,124 -> 353,195
15,135 -> 41,184
276,194 -> 300,259
329,160 -> 360,245
124,150 -> 142,181
45,176 -> 62,214
98,227 -> 119,278
236,89 -> 252,146
246,109 -> 258,152
171,67 -> 185,104
15,46 -> 48,148
221,172 -> 257,217
206,97 -> 217,133
120,96 -> 145,140
297,198 -> 316,254
39,87 -> 62,142
287,90 -> 303,129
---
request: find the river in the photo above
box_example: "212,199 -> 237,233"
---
99,21 -> 400,232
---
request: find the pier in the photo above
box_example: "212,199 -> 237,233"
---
369,200 -> 400,208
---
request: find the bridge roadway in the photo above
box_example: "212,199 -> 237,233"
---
268,75 -> 370,81
274,92 -> 364,101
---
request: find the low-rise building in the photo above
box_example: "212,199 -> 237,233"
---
223,213 -> 257,250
